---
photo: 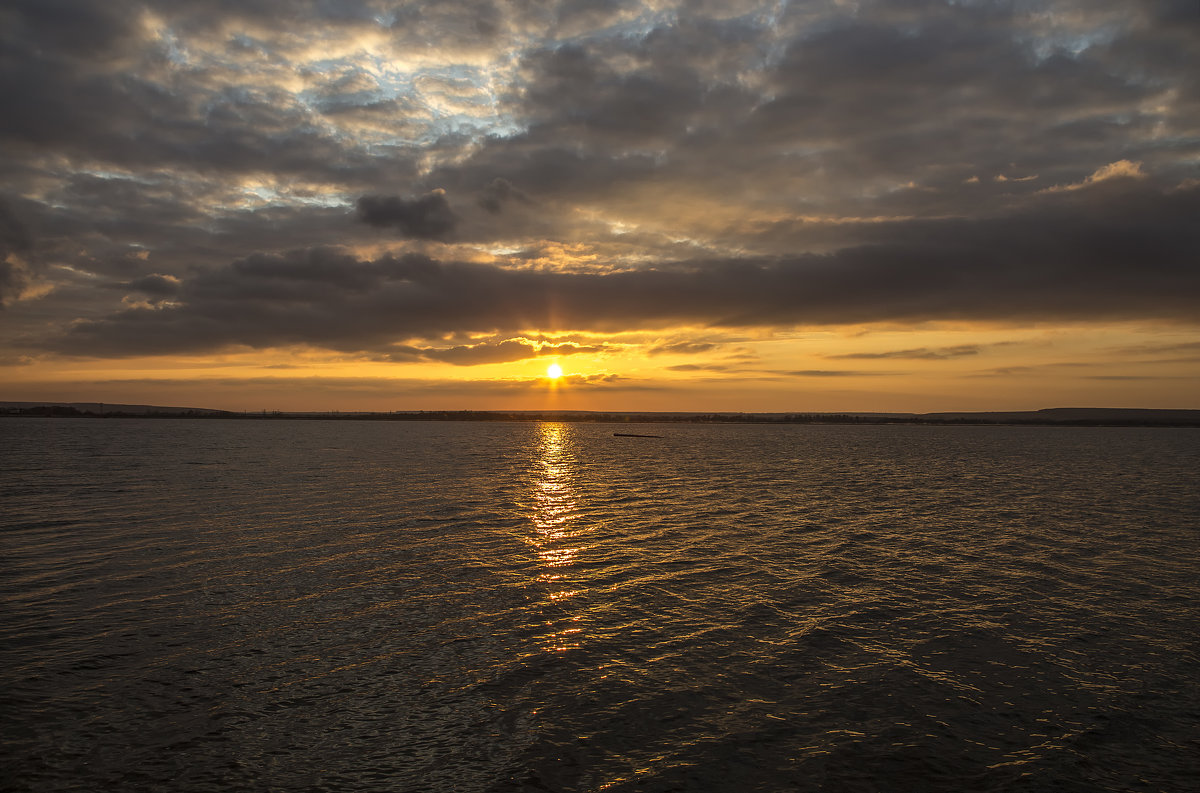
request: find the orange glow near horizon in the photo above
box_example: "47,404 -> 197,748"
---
1,322 -> 1197,413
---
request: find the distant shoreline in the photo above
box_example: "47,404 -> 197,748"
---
3,403 -> 1199,427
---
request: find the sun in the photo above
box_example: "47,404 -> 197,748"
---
546,362 -> 563,379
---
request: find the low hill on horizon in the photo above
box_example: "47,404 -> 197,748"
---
918,407 -> 1200,423
3,402 -> 1199,424
0,401 -> 232,416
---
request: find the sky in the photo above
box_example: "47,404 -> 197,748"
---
1,0 -> 1198,413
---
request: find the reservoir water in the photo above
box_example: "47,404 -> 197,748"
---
2,418 -> 1198,791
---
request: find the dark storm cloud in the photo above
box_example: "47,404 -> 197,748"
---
423,18 -> 764,203
3,0 -> 1194,203
46,181 -> 1200,358
514,42 -> 713,146
356,192 -> 458,241
423,0 -> 1195,225
7,0 -> 138,50
748,7 -> 1166,198
126,274 -> 182,297
0,0 -> 416,187
760,12 -> 1142,137
0,199 -> 33,256
0,198 -> 34,308
477,178 -> 531,214
0,262 -> 32,308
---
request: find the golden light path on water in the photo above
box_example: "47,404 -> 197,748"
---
529,422 -> 586,653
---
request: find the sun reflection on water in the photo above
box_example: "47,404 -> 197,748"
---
528,422 -> 587,653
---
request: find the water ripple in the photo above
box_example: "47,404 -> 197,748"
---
1,419 -> 1198,791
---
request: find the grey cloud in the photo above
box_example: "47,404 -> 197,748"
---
828,345 -> 984,360
972,366 -> 1038,377
46,179 -> 1200,358
477,178 -> 531,214
0,1 -> 416,188
2,0 -> 141,61
0,198 -> 34,308
357,192 -> 458,240
0,261 -> 32,308
1148,0 -> 1200,27
5,0 -> 1200,365
539,342 -> 607,356
383,2 -> 506,45
422,340 -> 537,366
516,43 -> 710,146
385,339 -> 610,367
14,0 -> 1189,275
0,199 -> 33,256
126,274 -> 181,297
755,11 -> 1146,179
1112,341 -> 1200,358
231,248 -> 378,290
554,0 -> 634,34
413,0 -> 1193,240
781,370 -> 888,378
1085,375 -> 1188,381
666,363 -> 730,372
650,341 -> 720,356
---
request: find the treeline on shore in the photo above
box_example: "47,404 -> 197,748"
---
4,405 -> 1199,427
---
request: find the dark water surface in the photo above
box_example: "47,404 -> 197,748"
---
2,419 -> 1198,792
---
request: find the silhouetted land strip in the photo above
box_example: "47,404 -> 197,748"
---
4,403 -> 1199,427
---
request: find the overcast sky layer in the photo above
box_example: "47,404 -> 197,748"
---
2,0 -> 1197,411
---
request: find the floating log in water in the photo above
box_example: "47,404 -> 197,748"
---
613,432 -> 664,438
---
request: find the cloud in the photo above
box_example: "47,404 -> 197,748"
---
1110,340 -> 1200,362
126,273 -> 182,297
0,199 -> 32,257
649,341 -> 721,356
827,345 -> 985,360
538,341 -> 607,356
666,363 -> 730,372
0,260 -> 32,308
39,178 -> 1200,358
781,370 -> 890,378
4,0 -> 1200,382
1044,160 -> 1147,193
477,178 -> 531,214
1085,375 -> 1193,381
0,198 -> 37,307
420,340 -> 536,366
356,191 -> 458,240
413,338 -> 614,366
